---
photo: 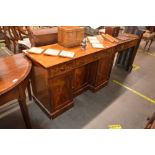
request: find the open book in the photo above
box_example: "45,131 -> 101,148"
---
91,43 -> 104,48
28,47 -> 44,54
87,36 -> 104,48
59,50 -> 75,58
44,49 -> 60,56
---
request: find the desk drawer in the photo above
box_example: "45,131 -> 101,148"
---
118,40 -> 137,51
75,48 -> 114,67
75,55 -> 94,67
96,48 -> 114,59
49,61 -> 74,78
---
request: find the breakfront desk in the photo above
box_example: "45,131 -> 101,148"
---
26,34 -> 140,118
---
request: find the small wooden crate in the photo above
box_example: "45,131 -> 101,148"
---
105,27 -> 120,37
58,26 -> 84,47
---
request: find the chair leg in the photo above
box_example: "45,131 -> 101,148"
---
148,39 -> 153,50
144,40 -> 149,50
11,41 -> 17,54
5,38 -> 11,50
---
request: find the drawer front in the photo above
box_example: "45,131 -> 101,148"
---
124,40 -> 137,49
75,55 -> 94,67
95,48 -> 114,59
49,48 -> 114,78
75,48 -> 114,67
118,40 -> 137,51
49,61 -> 75,78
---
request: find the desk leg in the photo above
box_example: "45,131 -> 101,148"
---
18,99 -> 32,129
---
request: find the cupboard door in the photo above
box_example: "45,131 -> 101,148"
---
96,52 -> 114,86
72,65 -> 89,96
49,72 -> 73,112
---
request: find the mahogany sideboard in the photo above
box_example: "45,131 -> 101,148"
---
26,34 -> 140,119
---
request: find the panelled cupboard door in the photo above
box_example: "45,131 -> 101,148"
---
96,52 -> 114,86
72,65 -> 89,95
49,72 -> 73,111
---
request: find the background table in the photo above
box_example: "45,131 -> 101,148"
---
0,54 -> 32,128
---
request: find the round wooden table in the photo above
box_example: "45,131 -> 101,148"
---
0,53 -> 32,128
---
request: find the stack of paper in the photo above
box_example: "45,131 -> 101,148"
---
89,39 -> 100,44
44,49 -> 60,56
28,47 -> 44,54
91,43 -> 104,48
87,36 -> 99,43
87,36 -> 104,49
59,50 -> 75,58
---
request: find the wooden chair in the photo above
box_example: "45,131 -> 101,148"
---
14,26 -> 32,52
0,28 -> 5,43
0,26 -> 12,50
0,26 -> 31,54
0,26 -> 22,54
1,26 -> 58,53
143,29 -> 155,50
15,26 -> 58,50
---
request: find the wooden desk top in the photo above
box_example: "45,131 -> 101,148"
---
0,54 -> 32,95
26,34 -> 138,69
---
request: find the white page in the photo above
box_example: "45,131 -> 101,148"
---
28,47 -> 44,54
89,39 -> 100,44
44,49 -> 60,56
87,36 -> 98,41
59,50 -> 75,58
92,43 -> 104,49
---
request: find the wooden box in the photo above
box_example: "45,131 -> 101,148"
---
30,27 -> 58,47
58,26 -> 84,47
105,27 -> 120,37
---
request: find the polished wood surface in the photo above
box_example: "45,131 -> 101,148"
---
26,37 -> 116,68
26,34 -> 139,119
0,54 -> 31,95
0,54 -> 32,128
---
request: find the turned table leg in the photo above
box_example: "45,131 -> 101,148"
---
18,82 -> 32,129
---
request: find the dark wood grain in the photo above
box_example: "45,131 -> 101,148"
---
26,34 -> 140,118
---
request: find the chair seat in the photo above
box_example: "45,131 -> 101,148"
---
143,32 -> 155,40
